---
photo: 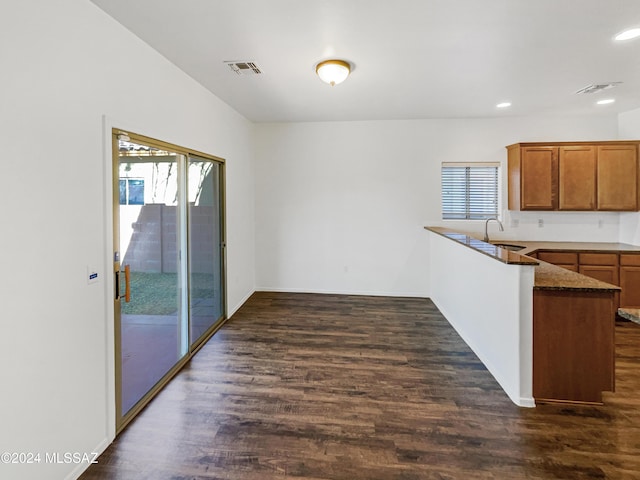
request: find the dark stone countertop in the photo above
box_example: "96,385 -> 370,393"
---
618,308 -> 640,324
425,226 -> 622,292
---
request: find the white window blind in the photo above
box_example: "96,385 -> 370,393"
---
441,163 -> 499,220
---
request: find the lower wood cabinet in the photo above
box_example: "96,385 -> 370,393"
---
531,248 -> 633,403
533,289 -> 615,404
536,250 -> 630,309
620,254 -> 640,308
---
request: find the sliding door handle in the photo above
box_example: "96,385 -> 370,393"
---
124,264 -> 131,303
115,269 -> 120,301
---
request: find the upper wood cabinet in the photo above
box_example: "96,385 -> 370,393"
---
559,146 -> 596,210
507,141 -> 640,211
597,144 -> 638,211
508,145 -> 557,210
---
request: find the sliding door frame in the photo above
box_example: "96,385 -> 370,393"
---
112,128 -> 227,433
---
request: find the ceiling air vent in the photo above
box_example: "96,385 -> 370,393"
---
574,82 -> 622,94
225,61 -> 262,76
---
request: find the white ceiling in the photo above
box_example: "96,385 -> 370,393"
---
90,0 -> 640,123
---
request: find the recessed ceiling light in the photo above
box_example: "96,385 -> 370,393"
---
615,28 -> 640,41
597,98 -> 615,105
496,102 -> 511,108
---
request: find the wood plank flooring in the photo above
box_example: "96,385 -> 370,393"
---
80,292 -> 640,479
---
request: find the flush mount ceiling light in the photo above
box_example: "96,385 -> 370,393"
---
496,102 -> 511,108
316,59 -> 351,86
615,28 -> 640,41
597,98 -> 616,105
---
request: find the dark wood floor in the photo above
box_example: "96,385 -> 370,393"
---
80,292 -> 640,480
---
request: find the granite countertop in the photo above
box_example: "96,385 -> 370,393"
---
501,240 -> 640,256
532,261 -> 620,292
618,308 -> 640,325
425,226 -> 622,292
425,227 -> 537,265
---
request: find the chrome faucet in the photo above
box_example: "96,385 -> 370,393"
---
484,217 -> 504,243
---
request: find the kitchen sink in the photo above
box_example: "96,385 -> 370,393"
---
491,242 -> 526,252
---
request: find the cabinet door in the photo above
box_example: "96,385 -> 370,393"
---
597,144 -> 638,211
579,265 -> 619,286
521,147 -> 558,210
559,146 -> 596,210
620,266 -> 640,308
533,290 -> 614,403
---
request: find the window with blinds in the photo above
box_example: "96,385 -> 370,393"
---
441,163 -> 499,220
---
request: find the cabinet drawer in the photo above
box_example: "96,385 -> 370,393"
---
579,253 -> 618,266
537,251 -> 578,265
620,254 -> 640,266
558,264 -> 579,272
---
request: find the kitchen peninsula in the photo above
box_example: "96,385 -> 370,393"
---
425,226 -> 621,407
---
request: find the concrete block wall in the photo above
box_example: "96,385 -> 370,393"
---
123,204 -> 217,275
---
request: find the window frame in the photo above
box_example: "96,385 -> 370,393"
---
441,162 -> 501,221
119,177 -> 145,205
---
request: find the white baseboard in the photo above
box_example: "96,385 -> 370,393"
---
227,288 -> 257,318
66,435 -> 112,480
430,297 -> 535,408
255,286 -> 428,299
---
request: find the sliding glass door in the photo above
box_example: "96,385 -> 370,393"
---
188,157 -> 225,346
113,131 -> 225,430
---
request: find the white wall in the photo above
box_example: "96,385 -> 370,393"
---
254,121 -> 432,296
618,107 -> 640,245
428,231 -> 535,407
619,107 -> 640,138
254,115 -> 619,296
0,1 -> 255,479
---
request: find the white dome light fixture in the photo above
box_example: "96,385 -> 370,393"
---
316,59 -> 351,86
